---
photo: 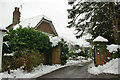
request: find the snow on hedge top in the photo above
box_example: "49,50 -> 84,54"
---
93,36 -> 108,42
49,36 -> 61,47
107,44 -> 120,53
14,15 -> 51,29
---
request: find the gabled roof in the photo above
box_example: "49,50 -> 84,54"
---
34,18 -> 58,36
13,15 -> 58,36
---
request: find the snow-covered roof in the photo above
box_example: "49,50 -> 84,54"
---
13,15 -> 58,36
93,36 -> 108,42
14,15 -> 51,29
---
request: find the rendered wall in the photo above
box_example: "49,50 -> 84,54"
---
0,31 -> 4,71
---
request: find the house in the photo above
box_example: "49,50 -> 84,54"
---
6,7 -> 61,64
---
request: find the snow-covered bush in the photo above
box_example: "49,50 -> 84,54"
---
111,49 -> 120,58
107,44 -> 120,58
107,44 -> 120,53
77,47 -> 90,58
68,47 -> 90,60
49,36 -> 61,47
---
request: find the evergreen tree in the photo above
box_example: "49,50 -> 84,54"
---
67,0 -> 120,44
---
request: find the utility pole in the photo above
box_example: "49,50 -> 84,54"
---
0,29 -> 6,72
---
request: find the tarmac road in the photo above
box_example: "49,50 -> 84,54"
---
37,61 -> 120,79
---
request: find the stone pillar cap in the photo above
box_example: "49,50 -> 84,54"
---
93,36 -> 108,42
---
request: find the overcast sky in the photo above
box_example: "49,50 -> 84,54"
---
0,0 -> 90,46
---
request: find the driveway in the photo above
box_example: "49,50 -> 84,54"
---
37,61 -> 120,78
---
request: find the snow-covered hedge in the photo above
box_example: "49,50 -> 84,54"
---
107,44 -> 120,53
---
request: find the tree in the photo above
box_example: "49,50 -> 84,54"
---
67,0 -> 120,44
108,2 -> 120,44
3,26 -> 52,55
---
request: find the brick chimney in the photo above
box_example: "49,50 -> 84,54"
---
13,7 -> 20,25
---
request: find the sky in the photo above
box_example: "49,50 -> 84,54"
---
0,0 -> 90,46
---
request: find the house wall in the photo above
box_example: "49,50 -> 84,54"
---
36,21 -> 61,64
52,45 -> 61,64
36,21 -> 55,36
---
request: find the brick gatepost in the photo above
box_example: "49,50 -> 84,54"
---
93,36 -> 109,66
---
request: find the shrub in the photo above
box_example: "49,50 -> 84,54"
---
78,47 -> 89,58
2,49 -> 45,72
59,39 -> 69,65
17,49 -> 45,72
2,26 -> 52,72
3,26 -> 52,55
2,56 -> 19,72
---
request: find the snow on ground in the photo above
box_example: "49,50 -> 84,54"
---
88,58 -> 120,75
0,64 -> 64,79
0,57 -> 92,79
